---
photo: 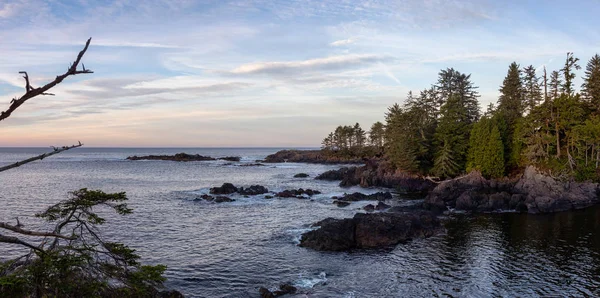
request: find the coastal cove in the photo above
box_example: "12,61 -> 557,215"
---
1,147 -> 600,297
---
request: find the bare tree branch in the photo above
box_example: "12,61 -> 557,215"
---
0,142 -> 83,173
0,38 -> 93,122
0,233 -> 44,253
0,222 -> 76,240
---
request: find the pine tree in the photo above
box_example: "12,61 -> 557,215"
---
484,125 -> 505,178
434,94 -> 472,176
368,122 -> 385,148
582,54 -> 600,114
561,52 -> 581,96
433,140 -> 460,179
549,70 -> 562,100
496,62 -> 524,168
523,65 -> 542,113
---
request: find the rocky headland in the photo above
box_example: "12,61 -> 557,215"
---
127,153 -> 241,162
262,150 -> 365,164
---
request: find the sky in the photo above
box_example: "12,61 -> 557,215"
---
0,0 -> 599,147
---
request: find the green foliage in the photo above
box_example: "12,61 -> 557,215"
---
467,117 -> 505,178
433,141 -> 460,179
582,54 -> 600,114
0,189 -> 167,297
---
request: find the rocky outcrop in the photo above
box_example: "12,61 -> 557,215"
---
315,167 -> 356,180
332,192 -> 392,202
275,188 -> 321,198
299,211 -> 441,251
423,166 -> 600,214
127,153 -> 216,161
293,173 -> 310,178
209,183 -> 238,195
218,156 -> 241,162
238,185 -> 269,196
263,150 -> 364,164
333,200 -> 351,207
259,284 -> 297,298
315,160 -> 434,193
194,194 -> 235,203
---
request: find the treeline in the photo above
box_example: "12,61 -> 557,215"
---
321,52 -> 600,181
321,122 -> 385,157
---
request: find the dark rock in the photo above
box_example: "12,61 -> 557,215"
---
126,153 -> 215,162
200,194 -> 214,201
218,156 -> 241,162
209,183 -> 238,195
336,159 -> 435,192
300,211 -> 441,251
335,192 -> 392,202
259,287 -> 275,298
239,163 -> 266,167
315,167 -> 356,181
294,173 -> 310,178
273,283 -> 297,296
238,185 -> 269,196
333,200 -> 351,207
264,195 -> 274,199
423,166 -> 600,214
276,188 -> 321,198
363,204 -> 375,212
375,201 -> 391,210
213,196 -> 234,203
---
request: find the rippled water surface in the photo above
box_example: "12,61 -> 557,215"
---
1,148 -> 599,297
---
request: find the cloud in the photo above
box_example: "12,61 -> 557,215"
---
227,54 -> 394,76
330,38 -> 355,46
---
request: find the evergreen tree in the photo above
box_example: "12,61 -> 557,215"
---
434,94 -> 472,176
582,54 -> 600,114
561,52 -> 581,96
496,62 -> 524,168
523,65 -> 542,113
549,70 -> 562,100
436,68 -> 480,123
368,122 -> 385,148
467,117 -> 505,178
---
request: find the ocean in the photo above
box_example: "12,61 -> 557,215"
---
1,147 -> 599,297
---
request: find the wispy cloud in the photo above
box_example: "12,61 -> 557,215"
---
330,38 -> 355,47
227,54 -> 394,75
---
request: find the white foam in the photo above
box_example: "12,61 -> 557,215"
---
293,272 -> 327,288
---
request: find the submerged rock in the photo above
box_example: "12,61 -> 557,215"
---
213,196 -> 234,203
294,173 -> 310,178
275,188 -> 321,198
238,185 -> 269,196
258,283 -> 297,298
195,194 -> 235,203
375,201 -> 391,210
209,183 -> 238,195
363,204 -> 375,212
300,212 -> 441,251
218,156 -> 241,162
333,200 -> 351,207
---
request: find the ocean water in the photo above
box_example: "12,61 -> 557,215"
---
1,147 -> 599,297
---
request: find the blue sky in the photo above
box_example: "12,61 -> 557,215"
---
0,0 -> 599,147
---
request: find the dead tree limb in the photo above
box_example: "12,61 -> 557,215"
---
0,142 -> 83,173
0,38 -> 93,122
0,222 -> 76,240
0,234 -> 44,253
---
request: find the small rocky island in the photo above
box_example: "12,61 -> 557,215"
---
126,153 -> 240,162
